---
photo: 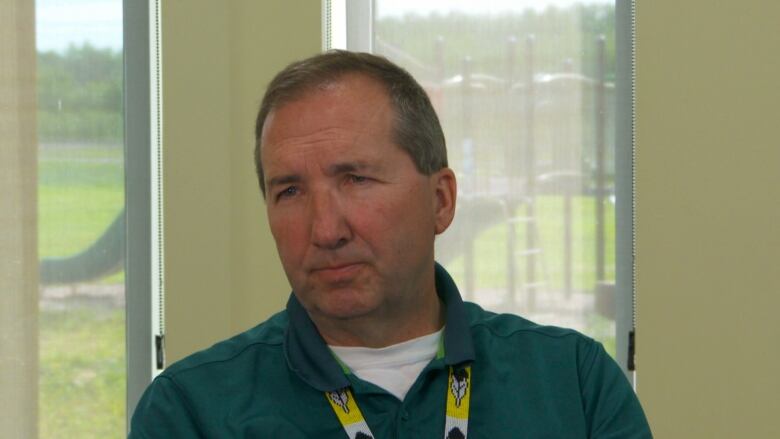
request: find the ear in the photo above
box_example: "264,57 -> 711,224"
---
431,167 -> 457,235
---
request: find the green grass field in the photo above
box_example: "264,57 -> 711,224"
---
39,307 -> 126,438
38,144 -> 124,259
445,195 -> 616,292
38,143 -> 126,438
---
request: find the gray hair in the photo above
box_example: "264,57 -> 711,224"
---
254,50 -> 447,195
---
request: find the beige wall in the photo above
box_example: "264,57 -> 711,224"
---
635,0 -> 780,437
161,0 -> 780,435
162,0 -> 320,362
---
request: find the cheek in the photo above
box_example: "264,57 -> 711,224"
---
269,214 -> 306,262
350,195 -> 404,234
351,191 -> 434,247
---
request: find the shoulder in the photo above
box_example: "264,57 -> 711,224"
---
464,301 -> 594,343
161,309 -> 289,381
463,301 -> 608,372
130,310 -> 293,437
130,310 -> 309,437
462,303 -> 651,436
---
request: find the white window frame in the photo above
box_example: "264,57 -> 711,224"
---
124,0 -> 165,425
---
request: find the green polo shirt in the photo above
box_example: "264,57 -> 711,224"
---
129,264 -> 651,438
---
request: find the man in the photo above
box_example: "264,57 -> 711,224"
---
129,51 -> 651,438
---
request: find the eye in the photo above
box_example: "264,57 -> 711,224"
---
348,174 -> 368,184
276,186 -> 299,201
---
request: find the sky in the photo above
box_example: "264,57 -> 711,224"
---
34,0 -> 611,53
36,0 -> 123,52
376,0 -> 611,18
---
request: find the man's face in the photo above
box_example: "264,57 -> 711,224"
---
260,74 -> 455,324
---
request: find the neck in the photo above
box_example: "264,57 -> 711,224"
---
312,288 -> 445,348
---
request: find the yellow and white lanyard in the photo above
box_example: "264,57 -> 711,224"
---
325,365 -> 472,439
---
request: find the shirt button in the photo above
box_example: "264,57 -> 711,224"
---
401,410 -> 410,421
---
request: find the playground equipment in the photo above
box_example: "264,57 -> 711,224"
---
421,34 -> 616,315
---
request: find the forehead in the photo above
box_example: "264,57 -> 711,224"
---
260,74 -> 396,166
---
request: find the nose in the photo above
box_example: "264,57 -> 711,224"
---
309,189 -> 351,250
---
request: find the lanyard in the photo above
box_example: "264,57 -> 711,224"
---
325,365 -> 472,439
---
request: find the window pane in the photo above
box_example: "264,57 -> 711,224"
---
374,0 -> 619,355
36,0 -> 125,436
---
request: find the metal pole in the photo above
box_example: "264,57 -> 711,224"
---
563,59 -> 574,298
462,56 -> 475,299
434,36 -> 445,110
506,36 -> 518,307
524,35 -> 537,311
564,192 -> 573,296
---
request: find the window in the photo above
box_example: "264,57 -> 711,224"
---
328,0 -> 635,374
0,0 -> 156,436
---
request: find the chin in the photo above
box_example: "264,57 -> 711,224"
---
308,288 -> 378,321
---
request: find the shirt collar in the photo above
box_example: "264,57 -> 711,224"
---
283,262 -> 475,392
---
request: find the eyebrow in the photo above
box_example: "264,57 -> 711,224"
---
326,161 -> 376,176
266,161 -> 381,190
266,174 -> 302,190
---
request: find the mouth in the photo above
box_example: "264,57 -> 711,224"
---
311,263 -> 363,282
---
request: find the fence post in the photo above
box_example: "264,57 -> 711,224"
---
595,35 -> 607,283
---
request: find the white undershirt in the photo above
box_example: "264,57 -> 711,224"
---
329,328 -> 444,401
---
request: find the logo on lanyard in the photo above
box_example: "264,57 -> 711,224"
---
326,365 -> 472,439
